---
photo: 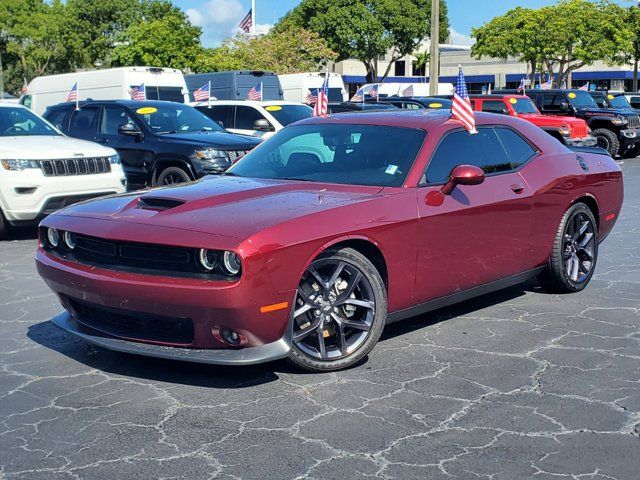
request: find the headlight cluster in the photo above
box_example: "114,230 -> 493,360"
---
612,117 -> 628,126
195,148 -> 227,161
1,159 -> 41,171
43,228 -> 76,250
108,153 -> 121,165
198,248 -> 242,276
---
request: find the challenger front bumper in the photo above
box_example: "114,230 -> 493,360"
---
51,311 -> 291,366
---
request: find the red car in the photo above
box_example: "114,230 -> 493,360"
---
471,94 -> 596,147
36,111 -> 623,372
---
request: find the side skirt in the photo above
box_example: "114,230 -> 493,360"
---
386,267 -> 545,324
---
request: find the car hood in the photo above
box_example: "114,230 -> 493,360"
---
517,113 -> 583,127
575,107 -> 637,118
156,131 -> 261,148
56,176 -> 385,241
0,135 -> 116,159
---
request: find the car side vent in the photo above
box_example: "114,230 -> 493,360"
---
137,197 -> 185,211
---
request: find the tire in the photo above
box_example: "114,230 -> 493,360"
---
287,247 -> 387,372
538,202 -> 598,293
0,209 -> 7,240
621,145 -> 640,159
155,166 -> 191,186
593,128 -> 620,157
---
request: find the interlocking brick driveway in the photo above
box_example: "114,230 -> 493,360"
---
1,161 -> 639,480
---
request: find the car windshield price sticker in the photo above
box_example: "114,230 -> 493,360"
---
265,106 -> 282,111
136,107 -> 157,114
510,98 -> 518,104
429,103 -> 442,108
568,93 -> 577,99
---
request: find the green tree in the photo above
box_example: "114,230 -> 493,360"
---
613,6 -> 640,91
111,12 -> 202,69
276,0 -> 449,83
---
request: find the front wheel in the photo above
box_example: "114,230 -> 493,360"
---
592,128 -> 620,157
288,248 -> 387,372
538,203 -> 598,293
0,209 -> 7,240
155,166 -> 191,186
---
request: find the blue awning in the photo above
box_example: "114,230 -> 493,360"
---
506,71 -> 633,82
342,74 -> 495,84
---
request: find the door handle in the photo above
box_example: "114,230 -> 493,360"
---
510,183 -> 525,194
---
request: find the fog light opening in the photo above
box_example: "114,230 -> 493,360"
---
219,327 -> 242,346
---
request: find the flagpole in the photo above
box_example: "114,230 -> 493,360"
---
76,82 -> 79,111
208,81 -> 211,108
251,0 -> 256,36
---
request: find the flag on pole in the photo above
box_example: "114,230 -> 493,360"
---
193,82 -> 211,102
368,84 -> 379,99
313,76 -> 329,117
540,75 -> 553,90
401,85 -> 414,97
517,77 -> 526,94
239,9 -> 252,33
351,86 -> 364,102
451,66 -> 477,134
21,78 -> 28,95
130,84 -> 146,100
247,82 -> 262,101
66,82 -> 78,103
579,82 -> 589,91
305,89 -> 318,105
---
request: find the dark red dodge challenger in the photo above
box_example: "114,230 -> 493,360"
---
36,110 -> 623,372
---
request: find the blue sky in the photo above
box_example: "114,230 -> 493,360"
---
175,0 -> 631,47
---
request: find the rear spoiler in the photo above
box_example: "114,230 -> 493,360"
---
567,146 -> 611,157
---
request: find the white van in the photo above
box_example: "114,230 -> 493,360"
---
279,72 -> 348,103
360,82 -> 455,97
0,104 -> 126,238
21,67 -> 189,116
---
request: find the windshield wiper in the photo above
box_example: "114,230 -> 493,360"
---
157,130 -> 178,134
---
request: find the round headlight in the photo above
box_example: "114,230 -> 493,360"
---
198,248 -> 218,271
64,231 -> 77,250
47,228 -> 60,248
222,251 -> 242,275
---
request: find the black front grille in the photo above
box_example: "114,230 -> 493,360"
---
68,298 -> 194,345
40,157 -> 111,177
224,150 -> 251,163
628,114 -> 640,129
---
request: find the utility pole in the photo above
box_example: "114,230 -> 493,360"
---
429,0 -> 439,96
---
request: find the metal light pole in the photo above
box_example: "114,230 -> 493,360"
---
429,0 -> 439,96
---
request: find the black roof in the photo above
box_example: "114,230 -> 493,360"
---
48,99 -> 187,109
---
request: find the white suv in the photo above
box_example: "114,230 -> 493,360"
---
0,104 -> 126,238
190,100 -> 313,139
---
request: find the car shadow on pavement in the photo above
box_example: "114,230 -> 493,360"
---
27,282 -> 532,387
4,226 -> 39,241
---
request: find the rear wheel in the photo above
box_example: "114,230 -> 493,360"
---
288,248 -> 387,372
538,203 -> 598,293
0,209 -> 7,240
593,128 -> 620,157
155,166 -> 191,186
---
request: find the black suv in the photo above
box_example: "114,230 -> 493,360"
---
44,100 -> 261,190
327,102 -> 399,114
507,89 -> 640,157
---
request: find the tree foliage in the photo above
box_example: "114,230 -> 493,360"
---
195,27 -> 337,74
471,0 -> 630,88
275,0 -> 449,83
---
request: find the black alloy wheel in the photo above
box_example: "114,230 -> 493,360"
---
539,203 -> 598,293
156,166 -> 191,186
288,248 -> 387,371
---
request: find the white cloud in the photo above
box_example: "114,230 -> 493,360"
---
449,28 -> 475,47
188,0 -> 272,47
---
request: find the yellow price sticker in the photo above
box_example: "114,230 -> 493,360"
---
428,102 -> 443,108
136,107 -> 157,114
509,98 -> 518,104
607,94 -> 615,100
265,105 -> 282,111
568,93 -> 577,99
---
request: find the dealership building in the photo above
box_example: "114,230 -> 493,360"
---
333,42 -> 637,96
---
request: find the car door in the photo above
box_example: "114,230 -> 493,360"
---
197,105 -> 233,129
232,105 -> 273,137
67,106 -> 100,141
94,105 -> 149,189
414,125 -> 536,302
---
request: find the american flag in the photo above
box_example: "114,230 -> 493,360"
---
130,84 -> 146,101
305,89 -> 318,105
247,82 -> 262,101
540,75 -> 553,90
239,9 -> 252,33
313,76 -> 329,117
66,82 -> 78,103
193,82 -> 211,102
517,77 -> 526,94
350,86 -> 364,102
21,78 -> 28,95
401,85 -> 414,97
368,84 -> 379,99
579,82 -> 589,91
451,66 -> 477,134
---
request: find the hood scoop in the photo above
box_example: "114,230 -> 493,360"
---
137,197 -> 186,212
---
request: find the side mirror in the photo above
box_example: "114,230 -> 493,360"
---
118,123 -> 141,136
560,101 -> 570,111
441,165 -> 485,195
253,119 -> 274,132
216,121 -> 224,128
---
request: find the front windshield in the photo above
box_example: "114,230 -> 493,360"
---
609,94 -> 632,109
133,104 -> 224,134
0,107 -> 59,137
511,98 -> 538,114
228,124 -> 425,187
265,104 -> 313,126
567,91 -> 598,108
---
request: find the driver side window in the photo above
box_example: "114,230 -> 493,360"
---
235,106 -> 269,130
100,106 -> 135,135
